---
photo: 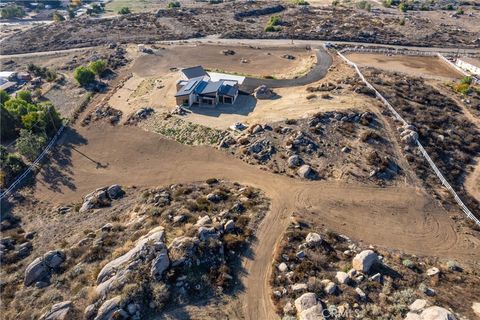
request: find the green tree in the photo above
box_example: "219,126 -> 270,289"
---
460,76 -> 472,85
0,5 -> 25,19
0,105 -> 18,140
16,129 -> 47,162
73,66 -> 95,86
0,146 -> 27,188
88,59 -> 107,76
399,2 -> 408,12
16,90 -> 33,103
0,89 -> 10,105
118,7 -> 131,14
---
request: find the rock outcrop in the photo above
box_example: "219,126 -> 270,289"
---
24,250 -> 66,286
40,301 -> 72,320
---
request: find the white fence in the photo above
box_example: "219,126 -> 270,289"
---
337,49 -> 480,226
0,125 -> 66,201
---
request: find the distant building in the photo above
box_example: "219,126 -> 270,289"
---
0,71 -> 17,82
175,66 -> 240,107
456,57 -> 480,76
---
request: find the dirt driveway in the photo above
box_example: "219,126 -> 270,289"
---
33,124 -> 480,320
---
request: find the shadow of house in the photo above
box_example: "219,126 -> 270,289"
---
187,94 -> 257,118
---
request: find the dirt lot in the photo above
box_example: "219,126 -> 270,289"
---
131,43 -> 316,79
346,53 -> 463,80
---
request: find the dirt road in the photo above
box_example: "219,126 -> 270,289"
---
34,124 -> 480,319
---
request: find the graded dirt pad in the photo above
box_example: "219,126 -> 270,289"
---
346,53 -> 463,80
131,44 -> 316,79
31,124 -> 480,319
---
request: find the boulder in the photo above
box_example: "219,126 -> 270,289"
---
299,305 -> 323,320
305,233 -> 322,247
355,287 -> 366,301
287,155 -> 303,168
254,85 -> 275,99
224,220 -> 235,232
43,250 -> 66,268
324,282 -> 337,295
278,262 -> 288,272
409,299 -> 428,312
291,283 -> 308,292
107,184 -> 124,199
198,226 -> 218,241
294,292 -> 317,313
41,301 -> 72,320
352,250 -> 379,273
426,267 -> 440,276
24,257 -> 49,286
79,200 -> 94,213
94,296 -> 122,320
196,215 -> 212,227
335,271 -> 350,284
405,313 -> 421,320
150,247 -> 170,280
472,302 -> 480,317
297,165 -> 317,180
420,306 -> 456,320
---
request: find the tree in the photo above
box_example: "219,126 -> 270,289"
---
16,129 -> 46,162
0,89 -> 10,105
399,2 -> 408,12
88,59 -> 107,76
0,5 -> 25,19
16,90 -> 33,103
0,146 -> 27,188
118,7 -> 131,14
1,105 -> 18,140
74,66 -> 95,86
53,11 -> 65,22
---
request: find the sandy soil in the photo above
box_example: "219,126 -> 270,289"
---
131,43 -> 317,79
346,53 -> 464,80
32,123 -> 480,320
466,159 -> 480,203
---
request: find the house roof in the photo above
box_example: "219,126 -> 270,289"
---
199,80 -> 224,95
181,66 -> 209,79
175,76 -> 208,97
218,84 -> 238,97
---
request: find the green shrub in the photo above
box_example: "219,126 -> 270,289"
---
460,76 -> 472,85
382,0 -> 392,7
88,59 -> 107,76
402,259 -> 415,269
0,146 -> 27,188
356,0 -> 371,10
399,2 -> 408,12
292,0 -> 309,5
16,90 -> 33,103
446,260 -> 459,271
118,7 -> 131,14
52,11 -> 65,22
74,66 -> 95,86
0,5 -> 25,19
167,1 -> 180,8
454,83 -> 470,94
16,129 -> 47,161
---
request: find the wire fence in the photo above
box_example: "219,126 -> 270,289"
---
337,49 -> 480,226
0,124 -> 66,201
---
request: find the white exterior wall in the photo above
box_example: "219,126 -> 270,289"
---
456,59 -> 480,76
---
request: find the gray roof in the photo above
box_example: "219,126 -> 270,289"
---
219,84 -> 238,97
175,76 -> 206,97
181,66 -> 208,79
199,80 -> 223,95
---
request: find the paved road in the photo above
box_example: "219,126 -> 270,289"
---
241,47 -> 333,92
1,36 -> 479,59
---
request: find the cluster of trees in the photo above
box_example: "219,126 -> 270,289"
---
0,5 -> 25,19
0,90 -> 62,188
27,63 -> 57,82
73,59 -> 107,86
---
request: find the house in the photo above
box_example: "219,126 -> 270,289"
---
456,57 -> 480,76
0,71 -> 17,82
175,66 -> 240,107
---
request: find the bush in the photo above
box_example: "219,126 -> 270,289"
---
0,146 -> 27,188
0,5 -> 25,19
88,59 -> 107,76
167,1 -> 180,8
265,15 -> 282,32
382,0 -> 392,7
292,0 -> 309,5
74,66 -> 95,86
460,76 -> 472,85
399,3 -> 408,12
453,83 -> 470,94
402,259 -> 415,269
16,90 -> 33,103
118,7 -> 131,14
16,129 -> 47,161
356,0 -> 371,10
